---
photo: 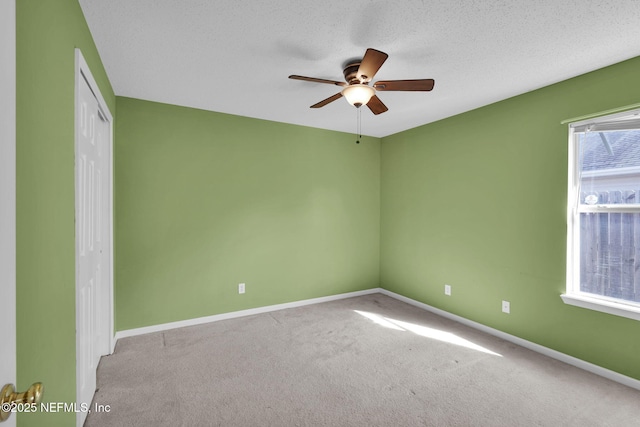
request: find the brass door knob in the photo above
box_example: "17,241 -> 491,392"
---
0,382 -> 44,422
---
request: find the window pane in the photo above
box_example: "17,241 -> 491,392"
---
579,130 -> 640,203
579,212 -> 640,302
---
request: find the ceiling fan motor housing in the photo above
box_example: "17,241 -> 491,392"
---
343,62 -> 366,85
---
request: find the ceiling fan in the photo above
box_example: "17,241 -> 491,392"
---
289,48 -> 435,115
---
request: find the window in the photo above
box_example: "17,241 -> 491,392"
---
563,108 -> 640,321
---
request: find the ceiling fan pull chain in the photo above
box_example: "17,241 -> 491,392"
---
356,107 -> 362,144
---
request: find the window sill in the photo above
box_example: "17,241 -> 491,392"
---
561,293 -> 640,322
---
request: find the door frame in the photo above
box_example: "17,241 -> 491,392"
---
74,48 -> 114,423
0,0 -> 16,425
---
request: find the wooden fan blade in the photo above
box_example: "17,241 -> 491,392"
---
373,79 -> 435,91
357,48 -> 388,83
366,95 -> 388,115
310,92 -> 343,108
289,75 -> 346,87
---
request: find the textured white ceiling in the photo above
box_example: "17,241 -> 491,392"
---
79,0 -> 640,138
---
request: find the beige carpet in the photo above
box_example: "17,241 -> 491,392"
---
86,294 -> 640,426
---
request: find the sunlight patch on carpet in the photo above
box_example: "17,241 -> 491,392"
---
354,310 -> 502,357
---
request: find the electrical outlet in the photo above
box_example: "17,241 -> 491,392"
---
502,300 -> 510,314
238,283 -> 245,294
444,284 -> 452,296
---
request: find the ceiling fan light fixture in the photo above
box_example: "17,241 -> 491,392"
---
342,84 -> 375,107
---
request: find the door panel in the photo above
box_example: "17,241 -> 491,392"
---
76,59 -> 112,427
77,72 -> 101,413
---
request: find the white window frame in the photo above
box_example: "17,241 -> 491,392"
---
561,108 -> 640,321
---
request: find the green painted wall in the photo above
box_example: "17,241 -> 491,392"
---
16,1 -> 115,426
115,97 -> 380,330
380,56 -> 640,380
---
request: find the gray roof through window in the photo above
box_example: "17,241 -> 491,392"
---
581,130 -> 640,171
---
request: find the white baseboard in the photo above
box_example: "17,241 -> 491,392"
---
113,288 -> 382,345
379,289 -> 640,392
113,286 -> 640,392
